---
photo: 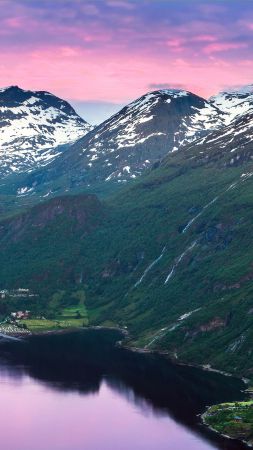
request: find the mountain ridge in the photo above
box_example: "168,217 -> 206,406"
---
0,85 -> 92,177
11,88 -> 226,200
11,84 -> 253,203
210,84 -> 253,122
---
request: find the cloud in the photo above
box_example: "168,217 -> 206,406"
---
106,0 -> 135,9
60,46 -> 80,57
4,16 -> 24,28
166,38 -> 185,52
148,83 -> 188,91
203,42 -> 248,54
80,3 -> 100,16
192,35 -> 217,43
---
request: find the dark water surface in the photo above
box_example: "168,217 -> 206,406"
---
0,329 -> 248,450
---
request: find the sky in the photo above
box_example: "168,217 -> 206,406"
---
1,0 -> 253,123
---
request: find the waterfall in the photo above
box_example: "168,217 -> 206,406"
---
134,246 -> 166,288
132,172 -> 252,292
164,240 -> 197,284
145,307 -> 201,349
182,196 -> 219,234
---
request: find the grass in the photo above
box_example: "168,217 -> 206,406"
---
20,319 -> 60,332
20,304 -> 89,332
203,401 -> 253,445
59,305 -> 88,321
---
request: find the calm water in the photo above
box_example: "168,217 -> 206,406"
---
0,329 -> 248,450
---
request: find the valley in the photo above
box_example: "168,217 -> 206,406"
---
2,1 -> 253,448
1,130 -> 253,379
0,84 -> 253,446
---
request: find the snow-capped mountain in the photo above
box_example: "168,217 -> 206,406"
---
210,85 -> 253,123
8,85 -> 253,202
0,86 -> 92,176
24,89 -> 224,194
181,109 -> 253,169
67,89 -> 224,182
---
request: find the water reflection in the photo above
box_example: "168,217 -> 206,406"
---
0,329 -> 248,450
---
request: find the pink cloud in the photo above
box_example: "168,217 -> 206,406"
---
244,22 -> 253,31
4,17 -> 23,28
166,39 -> 184,52
167,39 -> 184,47
192,35 -> 217,43
59,46 -> 80,57
203,42 -> 248,54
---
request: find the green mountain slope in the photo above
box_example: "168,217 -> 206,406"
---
1,120 -> 253,379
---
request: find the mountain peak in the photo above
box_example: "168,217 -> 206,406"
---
23,87 -> 224,197
0,86 -> 92,177
0,85 -> 22,91
128,89 -> 192,107
154,88 -> 190,97
210,84 -> 253,121
218,84 -> 253,96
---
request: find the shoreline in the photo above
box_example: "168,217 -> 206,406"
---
1,323 -> 251,447
0,324 -> 129,339
201,406 -> 253,448
119,336 -> 252,449
2,324 -> 249,385
119,340 -> 249,385
3,324 -> 249,384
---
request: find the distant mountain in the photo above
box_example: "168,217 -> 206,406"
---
4,84 -> 253,208
0,86 -> 92,177
183,112 -> 253,168
14,89 -> 224,197
210,84 -> 253,122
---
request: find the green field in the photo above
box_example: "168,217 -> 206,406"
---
20,305 -> 88,332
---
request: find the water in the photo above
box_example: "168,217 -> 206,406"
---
0,329 -> 248,450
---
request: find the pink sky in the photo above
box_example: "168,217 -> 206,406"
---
3,47 -> 253,102
1,0 -> 253,120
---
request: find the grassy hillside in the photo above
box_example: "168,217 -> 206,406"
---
1,137 -> 253,379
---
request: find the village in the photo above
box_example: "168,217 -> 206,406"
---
0,286 -> 89,335
0,288 -> 41,335
0,309 -> 47,336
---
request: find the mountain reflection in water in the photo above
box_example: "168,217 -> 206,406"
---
0,329 -> 248,450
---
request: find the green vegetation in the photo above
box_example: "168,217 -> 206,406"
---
20,304 -> 88,332
0,287 -> 89,334
0,140 -> 253,379
203,401 -> 253,446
